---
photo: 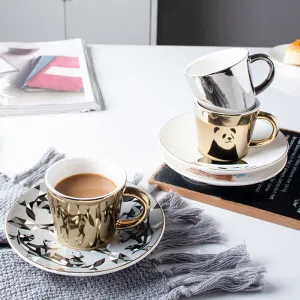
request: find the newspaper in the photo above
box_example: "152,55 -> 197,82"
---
0,39 -> 104,116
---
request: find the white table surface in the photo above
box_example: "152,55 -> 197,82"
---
0,45 -> 300,299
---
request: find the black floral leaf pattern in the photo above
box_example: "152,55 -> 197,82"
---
41,204 -> 51,213
38,194 -> 47,202
119,202 -> 142,220
8,217 -> 30,230
26,206 -> 35,220
47,225 -> 55,233
109,252 -> 131,264
8,234 -> 17,240
18,200 -> 26,207
69,255 -> 87,267
35,184 -> 42,191
28,201 -> 34,210
92,258 -> 106,268
16,231 -> 35,246
124,219 -> 154,253
36,194 -> 51,213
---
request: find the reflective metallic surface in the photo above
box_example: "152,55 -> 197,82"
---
185,49 -> 275,113
194,100 -> 279,162
48,185 -> 150,250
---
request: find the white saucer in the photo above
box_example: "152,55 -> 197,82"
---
269,44 -> 300,71
269,45 -> 300,96
5,183 -> 165,276
159,113 -> 289,176
161,146 -> 287,186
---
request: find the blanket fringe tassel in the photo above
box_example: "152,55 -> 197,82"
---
148,185 -> 266,299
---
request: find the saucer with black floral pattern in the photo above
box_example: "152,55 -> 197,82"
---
5,183 -> 165,276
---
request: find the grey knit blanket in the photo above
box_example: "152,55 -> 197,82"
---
0,149 -> 266,300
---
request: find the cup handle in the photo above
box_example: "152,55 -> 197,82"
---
249,111 -> 279,147
116,186 -> 150,230
249,53 -> 275,95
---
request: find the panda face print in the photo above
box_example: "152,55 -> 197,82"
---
213,127 -> 237,150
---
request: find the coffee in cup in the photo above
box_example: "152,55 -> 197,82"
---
55,173 -> 117,198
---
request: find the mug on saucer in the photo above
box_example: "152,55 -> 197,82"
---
45,157 -> 150,250
194,99 -> 279,162
184,48 -> 275,113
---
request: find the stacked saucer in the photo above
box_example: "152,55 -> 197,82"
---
159,113 -> 289,186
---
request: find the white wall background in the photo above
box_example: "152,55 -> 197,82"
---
0,0 -> 157,45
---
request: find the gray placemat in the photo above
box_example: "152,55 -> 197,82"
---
0,149 -> 266,300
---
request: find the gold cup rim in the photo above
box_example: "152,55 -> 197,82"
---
194,97 -> 260,117
47,183 -> 126,205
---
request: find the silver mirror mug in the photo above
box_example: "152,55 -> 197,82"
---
184,48 -> 275,113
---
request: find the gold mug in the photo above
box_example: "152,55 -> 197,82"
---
194,99 -> 279,162
45,157 -> 150,250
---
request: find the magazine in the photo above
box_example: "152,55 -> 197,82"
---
0,39 -> 103,116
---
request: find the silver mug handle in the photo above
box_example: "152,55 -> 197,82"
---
249,53 -> 275,95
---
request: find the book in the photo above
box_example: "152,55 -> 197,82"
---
0,39 -> 103,116
21,56 -> 84,92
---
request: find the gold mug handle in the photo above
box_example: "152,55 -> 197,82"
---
249,111 -> 279,147
116,186 -> 150,230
